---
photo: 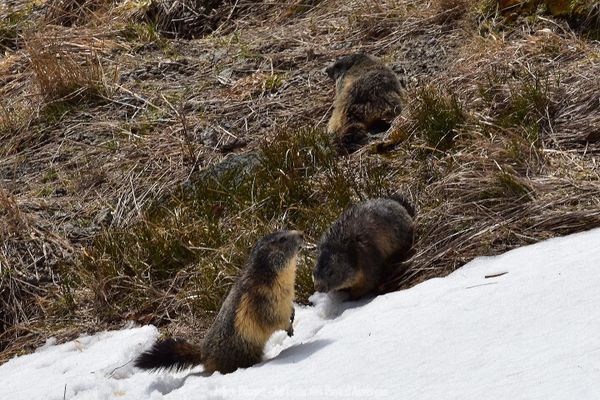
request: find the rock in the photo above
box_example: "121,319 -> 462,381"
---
198,127 -> 219,147
185,152 -> 260,190
95,208 -> 113,226
217,68 -> 234,85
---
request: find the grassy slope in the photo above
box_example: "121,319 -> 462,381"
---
1,0 -> 599,362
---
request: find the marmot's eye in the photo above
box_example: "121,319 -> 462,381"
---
278,236 -> 288,243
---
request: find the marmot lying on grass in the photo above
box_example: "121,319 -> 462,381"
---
313,197 -> 414,300
135,230 -> 304,374
325,53 -> 403,151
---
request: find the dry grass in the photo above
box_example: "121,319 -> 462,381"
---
45,0 -> 112,26
397,129 -> 600,287
0,102 -> 31,141
26,30 -> 113,103
282,0 -> 322,19
0,190 -> 26,239
135,0 -> 255,39
0,0 -> 35,51
1,0 -> 599,362
0,190 -> 41,360
348,1 -> 411,40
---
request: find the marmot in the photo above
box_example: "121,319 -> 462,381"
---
312,196 -> 414,300
135,230 -> 304,374
325,53 -> 403,150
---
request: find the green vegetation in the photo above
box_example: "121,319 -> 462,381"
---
264,74 -> 284,93
76,129 -> 394,325
412,86 -> 466,152
479,66 -> 557,145
499,74 -> 553,143
0,2 -> 34,50
474,0 -> 600,38
120,21 -> 168,50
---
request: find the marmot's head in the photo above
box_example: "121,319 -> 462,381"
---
325,53 -> 376,81
250,230 -> 304,275
313,235 -> 359,292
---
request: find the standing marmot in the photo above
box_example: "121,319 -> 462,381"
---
135,230 -> 304,374
313,197 -> 414,300
325,53 -> 403,150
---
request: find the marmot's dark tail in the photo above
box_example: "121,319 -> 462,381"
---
135,338 -> 203,372
388,193 -> 416,218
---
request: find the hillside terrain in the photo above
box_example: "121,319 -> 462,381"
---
1,0 -> 599,362
2,228 -> 600,399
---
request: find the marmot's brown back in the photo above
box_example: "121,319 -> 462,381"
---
135,230 -> 303,374
313,197 -> 414,300
326,53 -> 403,151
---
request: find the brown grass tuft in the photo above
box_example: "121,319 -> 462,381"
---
0,191 -> 26,239
25,29 -> 113,103
0,102 -> 31,142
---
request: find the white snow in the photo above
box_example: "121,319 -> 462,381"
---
2,228 -> 600,400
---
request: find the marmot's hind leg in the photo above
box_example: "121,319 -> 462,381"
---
339,123 -> 369,153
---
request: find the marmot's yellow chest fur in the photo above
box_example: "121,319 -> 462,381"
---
235,255 -> 297,345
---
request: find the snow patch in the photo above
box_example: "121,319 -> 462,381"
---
2,228 -> 600,400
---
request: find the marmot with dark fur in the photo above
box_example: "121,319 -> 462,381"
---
135,230 -> 304,374
325,53 -> 403,150
313,197 -> 414,300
